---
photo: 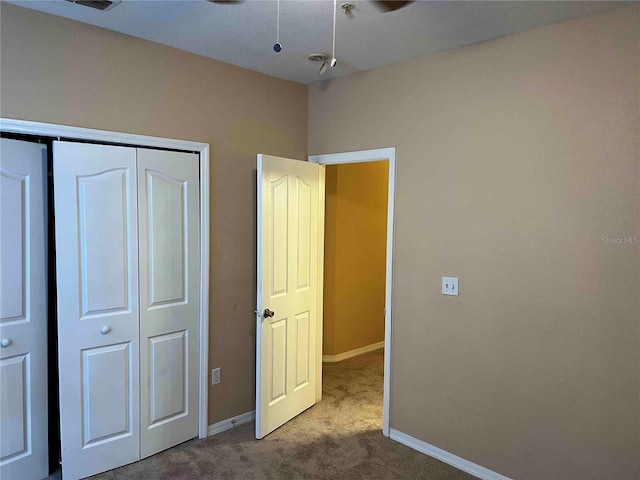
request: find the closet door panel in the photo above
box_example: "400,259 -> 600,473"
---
77,169 -> 131,315
81,342 -> 134,445
54,141 -> 140,480
137,149 -> 200,458
146,171 -> 186,306
0,139 -> 48,480
148,331 -> 187,425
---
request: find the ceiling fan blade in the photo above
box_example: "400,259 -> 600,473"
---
206,0 -> 244,4
371,0 -> 414,12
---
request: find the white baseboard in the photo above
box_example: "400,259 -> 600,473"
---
322,341 -> 385,363
207,410 -> 255,436
389,429 -> 511,480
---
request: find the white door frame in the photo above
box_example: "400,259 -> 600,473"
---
309,147 -> 395,437
0,118 -> 211,439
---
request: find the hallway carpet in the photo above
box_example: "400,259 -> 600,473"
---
88,350 -> 472,479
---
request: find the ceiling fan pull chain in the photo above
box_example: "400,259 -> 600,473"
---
273,0 -> 282,52
318,0 -> 338,75
331,0 -> 337,67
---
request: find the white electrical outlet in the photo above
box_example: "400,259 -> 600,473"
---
212,367 -> 221,385
442,277 -> 459,296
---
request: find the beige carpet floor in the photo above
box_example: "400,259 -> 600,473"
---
59,350 -> 473,479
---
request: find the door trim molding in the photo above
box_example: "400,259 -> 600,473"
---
0,118 -> 211,440
309,147 -> 396,438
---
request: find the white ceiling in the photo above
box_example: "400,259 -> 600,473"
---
8,0 -> 626,85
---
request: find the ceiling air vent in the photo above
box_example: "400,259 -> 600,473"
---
65,0 -> 122,11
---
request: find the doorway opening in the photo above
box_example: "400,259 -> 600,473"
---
321,158 -> 389,436
310,147 -> 396,438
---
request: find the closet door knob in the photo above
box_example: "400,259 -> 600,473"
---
100,326 -> 111,335
1,338 -> 11,348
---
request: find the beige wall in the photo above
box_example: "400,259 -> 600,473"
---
0,3 -> 308,424
323,162 -> 388,356
310,6 -> 639,480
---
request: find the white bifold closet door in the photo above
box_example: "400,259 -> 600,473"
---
137,149 -> 200,458
0,138 -> 49,480
54,142 -> 200,480
54,143 -> 140,480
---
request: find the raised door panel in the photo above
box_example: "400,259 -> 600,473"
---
268,317 -> 287,405
0,355 -> 29,462
294,311 -> 310,391
81,343 -> 133,446
270,176 -> 288,298
0,171 -> 26,322
54,141 -> 140,480
78,169 -> 132,317
0,138 -> 48,480
296,178 -> 311,291
146,172 -> 186,307
148,331 -> 187,426
137,149 -> 200,459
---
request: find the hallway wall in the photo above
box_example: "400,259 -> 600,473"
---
323,162 -> 388,356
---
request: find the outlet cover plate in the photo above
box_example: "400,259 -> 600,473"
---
442,277 -> 459,296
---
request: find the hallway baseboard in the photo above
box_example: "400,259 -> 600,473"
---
322,341 -> 384,363
208,411 -> 255,436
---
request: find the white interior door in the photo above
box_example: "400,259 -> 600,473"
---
137,149 -> 200,458
0,138 -> 49,480
54,141 -> 140,480
256,154 -> 322,439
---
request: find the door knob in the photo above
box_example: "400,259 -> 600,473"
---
100,326 -> 111,335
263,309 -> 275,318
1,338 -> 11,348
